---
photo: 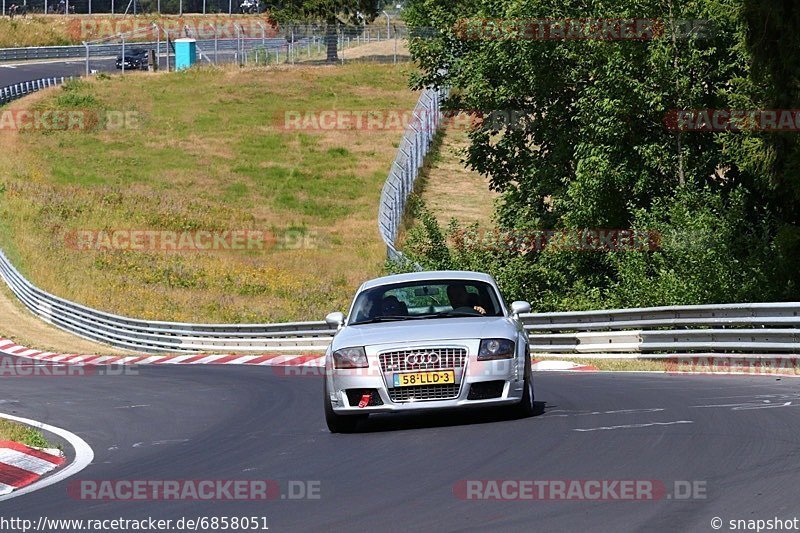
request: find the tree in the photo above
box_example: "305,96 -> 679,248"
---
268,0 -> 387,62
401,0 -> 800,309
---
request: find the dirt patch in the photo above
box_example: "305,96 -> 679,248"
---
340,39 -> 410,61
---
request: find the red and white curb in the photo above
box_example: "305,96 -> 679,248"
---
0,338 -> 603,372
0,440 -> 64,496
0,338 -> 325,367
532,360 -> 598,372
0,413 -> 94,502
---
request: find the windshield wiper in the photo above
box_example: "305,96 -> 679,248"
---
350,315 -> 419,325
426,310 -> 484,318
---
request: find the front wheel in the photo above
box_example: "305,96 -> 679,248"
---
324,380 -> 366,433
512,355 -> 535,418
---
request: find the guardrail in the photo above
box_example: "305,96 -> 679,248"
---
525,303 -> 800,356
378,87 -> 446,261
2,241 -> 798,355
1,71 -> 797,357
0,250 -> 335,354
0,77 -> 69,106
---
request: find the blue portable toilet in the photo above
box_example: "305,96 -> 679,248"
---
174,38 -> 197,71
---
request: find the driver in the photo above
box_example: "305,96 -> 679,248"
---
446,284 -> 486,315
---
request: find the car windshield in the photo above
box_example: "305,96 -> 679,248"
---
348,279 -> 504,325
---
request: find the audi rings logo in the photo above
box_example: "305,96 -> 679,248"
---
405,352 -> 440,366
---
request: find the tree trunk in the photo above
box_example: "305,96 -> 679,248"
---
325,22 -> 338,63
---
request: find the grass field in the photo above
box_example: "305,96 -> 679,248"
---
0,419 -> 52,448
0,63 -> 418,323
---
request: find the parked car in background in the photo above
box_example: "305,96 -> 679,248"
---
115,49 -> 149,70
240,0 -> 259,13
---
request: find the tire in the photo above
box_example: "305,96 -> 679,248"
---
324,380 -> 366,433
512,355 -> 535,418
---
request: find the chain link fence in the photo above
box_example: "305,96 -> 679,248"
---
61,23 -> 408,75
1,2 -> 406,16
379,87 -> 448,262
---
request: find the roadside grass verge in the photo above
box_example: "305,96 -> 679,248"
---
0,63 -> 418,323
534,356 -> 800,375
535,357 -> 672,372
0,419 -> 53,448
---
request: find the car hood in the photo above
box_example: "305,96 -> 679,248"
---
331,317 -> 519,350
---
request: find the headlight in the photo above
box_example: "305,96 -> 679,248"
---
478,338 -> 515,360
333,346 -> 368,368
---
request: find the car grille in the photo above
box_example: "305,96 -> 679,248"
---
379,347 -> 467,372
388,384 -> 461,402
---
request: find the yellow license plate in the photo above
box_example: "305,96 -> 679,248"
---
393,370 -> 455,387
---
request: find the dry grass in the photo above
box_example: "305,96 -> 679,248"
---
535,355 -> 800,375
0,15 -> 77,48
417,120 -> 498,228
396,116 -> 499,249
0,281 -> 129,355
269,37 -> 410,66
339,39 -> 410,61
0,63 -> 418,323
536,357 -> 672,372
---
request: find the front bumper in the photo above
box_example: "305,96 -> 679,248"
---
327,340 -> 526,415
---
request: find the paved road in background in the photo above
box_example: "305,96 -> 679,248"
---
0,39 -> 294,87
1,352 -> 799,532
0,49 -> 243,86
0,59 -> 109,86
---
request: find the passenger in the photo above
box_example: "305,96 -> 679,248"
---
381,295 -> 408,316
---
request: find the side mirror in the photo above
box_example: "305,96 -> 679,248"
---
325,311 -> 345,329
510,301 -> 531,317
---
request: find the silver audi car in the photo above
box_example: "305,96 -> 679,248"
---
323,270 -> 534,432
